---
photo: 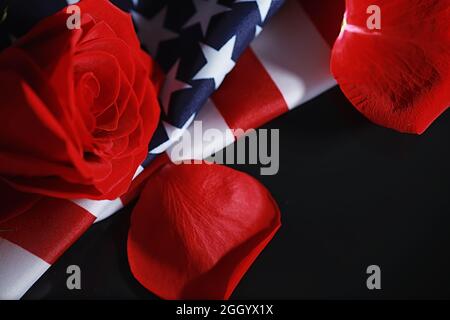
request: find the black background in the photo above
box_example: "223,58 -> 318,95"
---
24,87 -> 450,299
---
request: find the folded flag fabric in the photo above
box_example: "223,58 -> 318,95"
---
0,0 -> 343,299
133,0 -> 285,160
0,0 -> 284,163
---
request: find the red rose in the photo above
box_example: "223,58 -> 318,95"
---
0,0 -> 160,199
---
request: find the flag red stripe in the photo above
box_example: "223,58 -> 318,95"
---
1,198 -> 95,264
212,48 -> 288,135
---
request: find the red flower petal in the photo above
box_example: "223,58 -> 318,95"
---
331,0 -> 450,134
127,162 -> 281,299
0,179 -> 41,224
78,0 -> 141,50
0,0 -> 161,200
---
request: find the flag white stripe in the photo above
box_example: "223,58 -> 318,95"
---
251,0 -> 336,110
0,238 -> 50,300
0,0 -> 339,300
166,99 -> 235,162
72,165 -> 144,223
72,198 -> 124,223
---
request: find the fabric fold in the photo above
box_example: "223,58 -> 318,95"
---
0,0 -> 342,299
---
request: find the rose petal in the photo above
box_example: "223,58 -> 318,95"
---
15,11 -> 79,117
73,51 -> 121,114
0,179 -> 42,224
74,72 -> 98,132
0,71 -> 114,185
79,20 -> 117,44
90,147 -> 148,199
96,103 -> 120,131
79,0 -> 141,49
0,0 -> 161,200
331,0 -> 450,134
77,36 -> 136,84
109,135 -> 129,156
0,72 -> 72,164
127,163 -> 281,299
0,47 -> 90,149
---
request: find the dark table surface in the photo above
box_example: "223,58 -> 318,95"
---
24,87 -> 450,299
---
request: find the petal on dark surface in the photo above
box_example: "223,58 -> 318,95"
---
127,162 -> 281,299
331,0 -> 450,134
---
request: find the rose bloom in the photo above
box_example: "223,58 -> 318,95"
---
0,0 -> 160,200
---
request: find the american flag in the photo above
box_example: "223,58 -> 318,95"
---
0,0 -> 343,299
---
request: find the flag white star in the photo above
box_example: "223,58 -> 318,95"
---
132,7 -> 178,57
236,0 -> 272,22
193,36 -> 236,89
255,25 -> 263,37
150,114 -> 196,154
160,60 -> 192,115
183,0 -> 230,35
